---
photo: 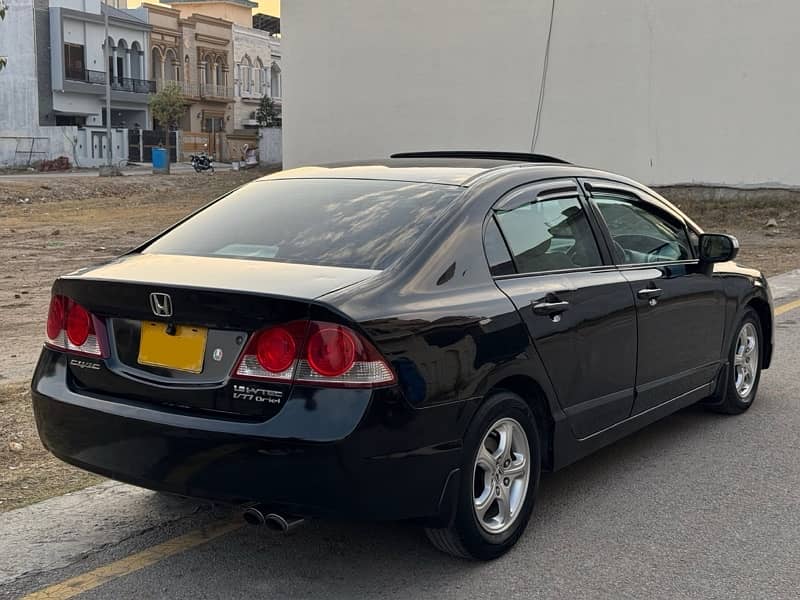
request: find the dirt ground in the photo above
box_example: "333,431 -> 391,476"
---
0,382 -> 102,511
0,173 -> 798,511
658,185 -> 800,277
1,169 -> 277,511
0,169 -> 275,384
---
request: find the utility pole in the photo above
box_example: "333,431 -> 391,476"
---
101,0 -> 116,175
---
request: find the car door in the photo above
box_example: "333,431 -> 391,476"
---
487,179 -> 638,439
580,179 -> 726,415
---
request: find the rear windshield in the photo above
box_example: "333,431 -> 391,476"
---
143,179 -> 462,270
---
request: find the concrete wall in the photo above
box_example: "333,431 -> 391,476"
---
283,0 -> 800,187
258,126 -> 281,164
171,1 -> 252,27
0,0 -> 79,165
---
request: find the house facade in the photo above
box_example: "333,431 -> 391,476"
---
164,0 -> 281,130
147,4 -> 235,135
48,0 -> 153,130
231,23 -> 280,128
145,0 -> 281,160
0,0 -> 154,166
0,0 -> 280,166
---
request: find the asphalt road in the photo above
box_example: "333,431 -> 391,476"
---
5,309 -> 800,600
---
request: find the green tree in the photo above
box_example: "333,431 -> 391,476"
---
256,95 -> 281,127
0,1 -> 8,72
148,83 -> 185,143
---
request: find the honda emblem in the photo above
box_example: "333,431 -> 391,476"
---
149,292 -> 173,318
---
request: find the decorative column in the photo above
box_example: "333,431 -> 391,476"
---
125,49 -> 132,85
112,45 -> 118,81
160,56 -> 166,82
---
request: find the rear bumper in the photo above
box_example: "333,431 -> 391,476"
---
32,349 -> 470,522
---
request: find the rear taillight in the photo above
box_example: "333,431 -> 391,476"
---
45,294 -> 103,357
235,321 -> 307,382
234,320 -> 395,388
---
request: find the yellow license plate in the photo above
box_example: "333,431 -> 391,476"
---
138,321 -> 208,374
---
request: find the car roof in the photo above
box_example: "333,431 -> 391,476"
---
256,156 -> 690,224
258,157 -> 589,187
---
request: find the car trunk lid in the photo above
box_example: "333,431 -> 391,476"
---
53,253 -> 379,418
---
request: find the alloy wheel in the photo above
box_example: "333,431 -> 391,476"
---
472,417 -> 531,535
733,322 -> 759,399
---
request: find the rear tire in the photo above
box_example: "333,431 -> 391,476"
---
708,308 -> 763,414
424,390 -> 541,560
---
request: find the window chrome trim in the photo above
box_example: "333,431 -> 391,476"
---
492,264 -> 620,281
614,259 -> 701,270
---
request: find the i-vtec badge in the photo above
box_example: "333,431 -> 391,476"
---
70,358 -> 100,370
233,384 -> 283,404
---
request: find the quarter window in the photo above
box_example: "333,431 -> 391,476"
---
593,195 -> 692,264
484,218 -> 515,276
494,196 -> 602,274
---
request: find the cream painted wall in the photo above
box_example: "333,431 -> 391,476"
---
171,1 -> 251,26
283,0 -> 800,186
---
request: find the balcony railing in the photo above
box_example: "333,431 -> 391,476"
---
202,83 -> 234,99
111,77 -> 156,94
65,69 -> 155,94
154,79 -> 234,100
65,68 -> 106,85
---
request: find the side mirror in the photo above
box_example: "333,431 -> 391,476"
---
699,233 -> 739,263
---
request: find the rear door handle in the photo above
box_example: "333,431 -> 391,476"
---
532,300 -> 570,316
636,287 -> 664,300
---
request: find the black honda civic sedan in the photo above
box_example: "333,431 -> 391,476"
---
32,151 -> 773,560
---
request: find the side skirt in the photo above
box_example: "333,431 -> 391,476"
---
551,380 -> 715,471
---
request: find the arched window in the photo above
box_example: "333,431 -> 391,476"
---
215,58 -> 224,88
255,58 -> 265,96
151,47 -> 163,82
165,48 -> 178,81
203,55 -> 212,85
130,41 -> 142,80
116,39 -> 128,83
241,55 -> 252,94
270,62 -> 281,99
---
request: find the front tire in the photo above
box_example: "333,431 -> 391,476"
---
709,308 -> 763,414
425,391 -> 541,560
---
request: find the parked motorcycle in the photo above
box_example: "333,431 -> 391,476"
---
190,147 -> 215,173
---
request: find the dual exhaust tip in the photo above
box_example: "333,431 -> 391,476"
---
242,505 -> 304,534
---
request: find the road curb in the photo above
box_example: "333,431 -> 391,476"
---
768,269 -> 800,303
0,481 -> 206,586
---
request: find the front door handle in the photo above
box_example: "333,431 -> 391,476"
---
636,287 -> 664,300
532,300 -> 570,316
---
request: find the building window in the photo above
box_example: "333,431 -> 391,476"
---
270,63 -> 281,98
241,56 -> 251,94
64,43 -> 86,81
256,58 -> 265,95
55,115 -> 86,127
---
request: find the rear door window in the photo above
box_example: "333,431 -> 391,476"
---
144,179 -> 463,270
494,196 -> 603,274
